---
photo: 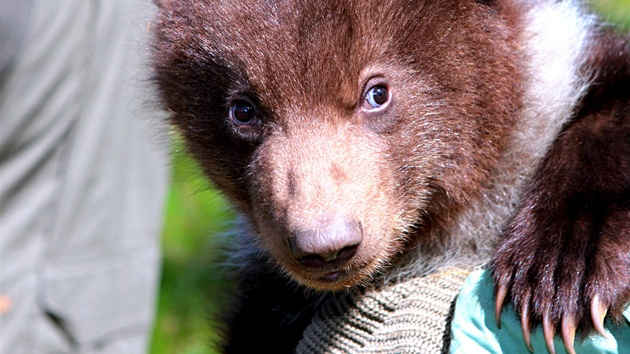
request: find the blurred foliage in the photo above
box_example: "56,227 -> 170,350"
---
150,137 -> 234,354
591,0 -> 630,29
150,2 -> 630,354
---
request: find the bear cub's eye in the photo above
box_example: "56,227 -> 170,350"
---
364,85 -> 390,110
230,101 -> 258,125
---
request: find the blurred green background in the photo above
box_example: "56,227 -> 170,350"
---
149,137 -> 234,354
149,2 -> 630,354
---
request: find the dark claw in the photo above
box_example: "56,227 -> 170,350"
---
590,294 -> 609,338
561,315 -> 577,354
542,314 -> 556,354
495,284 -> 508,329
520,302 -> 534,352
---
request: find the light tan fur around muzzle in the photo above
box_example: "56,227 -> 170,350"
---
251,119 -> 405,290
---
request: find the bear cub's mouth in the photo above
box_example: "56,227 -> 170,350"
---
319,270 -> 345,283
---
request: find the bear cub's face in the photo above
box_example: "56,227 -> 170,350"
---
154,0 -> 518,290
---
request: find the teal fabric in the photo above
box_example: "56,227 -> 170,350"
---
450,270 -> 630,354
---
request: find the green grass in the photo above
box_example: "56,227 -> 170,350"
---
149,3 -> 630,353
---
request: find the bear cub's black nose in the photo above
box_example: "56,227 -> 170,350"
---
288,217 -> 363,268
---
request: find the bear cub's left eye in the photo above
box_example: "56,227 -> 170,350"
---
364,85 -> 390,110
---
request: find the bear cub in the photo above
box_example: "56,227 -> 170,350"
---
152,0 -> 630,352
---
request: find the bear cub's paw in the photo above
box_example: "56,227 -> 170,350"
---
492,194 -> 630,354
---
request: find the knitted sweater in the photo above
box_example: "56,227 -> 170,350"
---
296,268 -> 471,354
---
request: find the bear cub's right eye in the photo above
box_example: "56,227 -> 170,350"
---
230,101 -> 258,126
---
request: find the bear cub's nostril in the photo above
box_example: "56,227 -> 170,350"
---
292,244 -> 360,268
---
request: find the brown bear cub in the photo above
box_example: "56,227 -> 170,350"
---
152,0 -> 630,352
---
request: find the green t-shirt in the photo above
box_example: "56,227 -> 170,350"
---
451,269 -> 630,353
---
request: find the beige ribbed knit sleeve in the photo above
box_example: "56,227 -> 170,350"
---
297,268 -> 472,354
